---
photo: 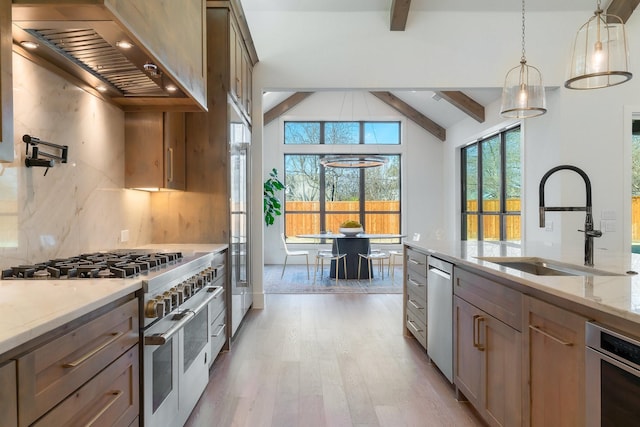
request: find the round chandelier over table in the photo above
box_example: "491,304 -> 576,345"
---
320,155 -> 387,169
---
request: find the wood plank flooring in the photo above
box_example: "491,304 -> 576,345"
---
185,294 -> 483,427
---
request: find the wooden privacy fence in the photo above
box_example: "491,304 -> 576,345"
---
286,198 -> 640,242
285,201 -> 400,236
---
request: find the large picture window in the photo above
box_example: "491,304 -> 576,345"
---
461,126 -> 521,241
283,121 -> 401,243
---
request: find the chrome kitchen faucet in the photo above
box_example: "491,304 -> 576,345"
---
539,165 -> 602,267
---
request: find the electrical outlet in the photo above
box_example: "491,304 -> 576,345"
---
600,220 -> 616,232
601,210 -> 616,220
545,220 -> 553,231
120,229 -> 129,243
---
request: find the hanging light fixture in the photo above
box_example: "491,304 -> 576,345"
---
500,0 -> 547,119
565,0 -> 631,90
320,155 -> 387,169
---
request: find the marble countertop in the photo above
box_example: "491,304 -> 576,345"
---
0,243 -> 228,358
407,240 -> 640,325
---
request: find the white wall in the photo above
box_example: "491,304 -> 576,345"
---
262,91 -> 443,264
248,7 -> 640,303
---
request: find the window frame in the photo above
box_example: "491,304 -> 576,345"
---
461,125 -> 522,241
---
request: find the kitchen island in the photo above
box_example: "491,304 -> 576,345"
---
403,240 -> 640,427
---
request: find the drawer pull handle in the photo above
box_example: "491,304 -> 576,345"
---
63,331 -> 124,368
408,299 -> 423,310
529,325 -> 573,346
408,258 -> 423,266
473,315 -> 485,351
408,278 -> 425,288
85,390 -> 123,426
408,320 -> 423,333
212,323 -> 226,338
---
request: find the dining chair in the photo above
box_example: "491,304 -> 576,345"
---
389,232 -> 420,278
281,233 -> 310,279
357,248 -> 391,282
314,238 -> 347,285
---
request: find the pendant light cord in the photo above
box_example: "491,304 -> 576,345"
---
521,0 -> 526,63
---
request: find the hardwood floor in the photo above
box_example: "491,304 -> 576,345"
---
185,294 -> 483,427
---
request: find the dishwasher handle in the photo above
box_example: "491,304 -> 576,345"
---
428,265 -> 451,280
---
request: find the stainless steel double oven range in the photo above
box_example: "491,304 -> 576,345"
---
3,249 -> 227,427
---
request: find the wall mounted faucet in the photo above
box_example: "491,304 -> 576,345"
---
539,165 -> 602,267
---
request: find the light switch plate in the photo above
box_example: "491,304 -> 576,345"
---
120,229 -> 130,242
602,210 -> 616,220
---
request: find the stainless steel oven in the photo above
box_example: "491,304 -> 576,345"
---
141,252 -> 223,427
586,321 -> 640,427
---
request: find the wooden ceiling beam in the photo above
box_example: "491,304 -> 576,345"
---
263,92 -> 314,125
370,91 -> 446,141
435,91 -> 485,123
390,0 -> 411,31
607,0 -> 640,23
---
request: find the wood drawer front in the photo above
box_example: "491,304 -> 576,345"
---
406,311 -> 427,349
32,345 -> 139,427
210,309 -> 227,360
0,361 -> 17,427
406,287 -> 427,324
406,270 -> 427,301
454,267 -> 522,331
18,299 -> 139,426
406,248 -> 428,276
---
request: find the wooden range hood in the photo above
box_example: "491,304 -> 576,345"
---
12,0 -> 207,112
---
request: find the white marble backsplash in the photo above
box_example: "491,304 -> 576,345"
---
0,53 -> 152,268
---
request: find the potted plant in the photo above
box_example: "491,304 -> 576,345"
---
339,220 -> 363,236
263,168 -> 285,227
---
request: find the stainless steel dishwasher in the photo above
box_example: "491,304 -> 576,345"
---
427,255 -> 454,383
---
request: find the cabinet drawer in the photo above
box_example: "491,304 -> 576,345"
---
406,270 -> 427,301
406,287 -> 427,324
406,248 -> 428,276
406,311 -> 427,349
209,287 -> 225,321
0,360 -> 17,427
18,299 -> 139,426
33,345 -> 139,427
454,267 -> 522,330
210,309 -> 227,360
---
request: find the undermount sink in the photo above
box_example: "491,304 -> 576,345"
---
475,257 -> 625,277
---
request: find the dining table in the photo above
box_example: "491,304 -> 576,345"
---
296,233 -> 405,279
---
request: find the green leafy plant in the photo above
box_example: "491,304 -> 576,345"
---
264,168 -> 285,227
340,220 -> 362,228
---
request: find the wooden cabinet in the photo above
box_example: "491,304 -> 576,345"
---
0,0 -> 13,162
403,247 -> 428,349
453,267 -> 522,427
229,15 -> 253,121
17,298 -> 139,426
0,361 -> 17,427
523,296 -> 587,427
125,112 -> 186,191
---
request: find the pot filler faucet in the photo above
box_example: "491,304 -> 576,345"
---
539,165 -> 602,267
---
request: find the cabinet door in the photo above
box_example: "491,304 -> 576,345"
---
229,20 -> 238,100
0,361 -> 17,427
454,296 -> 482,408
524,296 -> 586,427
163,112 -> 186,190
483,312 -> 522,427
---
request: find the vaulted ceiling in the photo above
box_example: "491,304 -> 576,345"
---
252,0 -> 639,140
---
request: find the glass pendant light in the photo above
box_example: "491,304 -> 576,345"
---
500,0 -> 547,119
565,0 -> 631,89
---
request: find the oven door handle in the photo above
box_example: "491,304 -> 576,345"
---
145,286 -> 223,346
587,346 -> 640,376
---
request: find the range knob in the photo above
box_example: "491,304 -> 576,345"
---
145,297 -> 165,319
169,286 -> 184,306
162,291 -> 174,312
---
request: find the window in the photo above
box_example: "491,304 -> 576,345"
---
284,121 -> 401,145
283,121 -> 401,243
461,126 -> 521,241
